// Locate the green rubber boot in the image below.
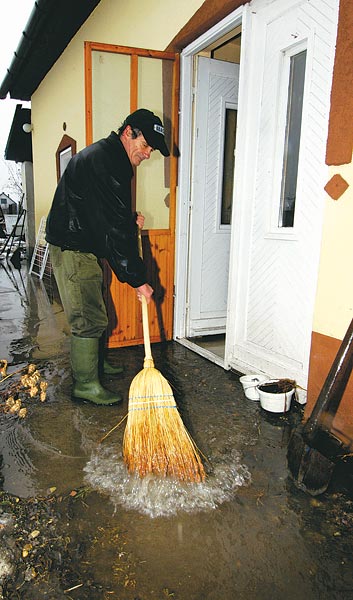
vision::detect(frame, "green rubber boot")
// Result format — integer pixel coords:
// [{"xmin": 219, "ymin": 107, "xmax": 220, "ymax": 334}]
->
[
  {"xmin": 103, "ymin": 358, "xmax": 124, "ymax": 375},
  {"xmin": 71, "ymin": 336, "xmax": 122, "ymax": 405},
  {"xmin": 98, "ymin": 338, "xmax": 124, "ymax": 375}
]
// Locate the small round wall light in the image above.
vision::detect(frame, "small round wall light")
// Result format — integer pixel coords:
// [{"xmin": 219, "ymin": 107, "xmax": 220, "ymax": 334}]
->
[{"xmin": 22, "ymin": 123, "xmax": 33, "ymax": 133}]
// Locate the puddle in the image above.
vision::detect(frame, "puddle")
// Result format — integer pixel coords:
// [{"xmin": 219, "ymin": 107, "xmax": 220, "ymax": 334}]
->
[
  {"xmin": 84, "ymin": 445, "xmax": 251, "ymax": 518},
  {"xmin": 1, "ymin": 268, "xmax": 353, "ymax": 599}
]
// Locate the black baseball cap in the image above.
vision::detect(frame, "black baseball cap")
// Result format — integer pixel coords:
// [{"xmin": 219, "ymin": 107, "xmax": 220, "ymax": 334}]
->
[{"xmin": 123, "ymin": 109, "xmax": 170, "ymax": 157}]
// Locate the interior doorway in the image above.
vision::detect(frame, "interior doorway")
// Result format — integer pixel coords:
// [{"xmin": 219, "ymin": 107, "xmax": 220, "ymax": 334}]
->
[
  {"xmin": 175, "ymin": 12, "xmax": 243, "ymax": 368},
  {"xmin": 187, "ymin": 56, "xmax": 239, "ymax": 340}
]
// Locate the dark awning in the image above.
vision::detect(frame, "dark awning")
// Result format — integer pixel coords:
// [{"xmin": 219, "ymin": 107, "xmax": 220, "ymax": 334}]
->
[{"xmin": 4, "ymin": 104, "xmax": 33, "ymax": 162}]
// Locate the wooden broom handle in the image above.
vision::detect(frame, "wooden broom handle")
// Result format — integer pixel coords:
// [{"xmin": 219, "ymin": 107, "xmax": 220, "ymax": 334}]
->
[
  {"xmin": 138, "ymin": 228, "xmax": 152, "ymax": 362},
  {"xmin": 141, "ymin": 297, "xmax": 152, "ymax": 361}
]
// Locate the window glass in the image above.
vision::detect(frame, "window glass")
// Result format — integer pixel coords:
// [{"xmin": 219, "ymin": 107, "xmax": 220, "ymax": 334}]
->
[
  {"xmin": 279, "ymin": 50, "xmax": 307, "ymax": 227},
  {"xmin": 59, "ymin": 147, "xmax": 72, "ymax": 177},
  {"xmin": 221, "ymin": 108, "xmax": 237, "ymax": 225},
  {"xmin": 137, "ymin": 57, "xmax": 171, "ymax": 230},
  {"xmin": 92, "ymin": 51, "xmax": 130, "ymax": 141},
  {"xmin": 89, "ymin": 46, "xmax": 175, "ymax": 231},
  {"xmin": 56, "ymin": 135, "xmax": 76, "ymax": 182}
]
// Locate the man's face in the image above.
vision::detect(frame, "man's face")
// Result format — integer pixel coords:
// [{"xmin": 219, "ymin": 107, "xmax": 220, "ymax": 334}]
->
[{"xmin": 125, "ymin": 127, "xmax": 154, "ymax": 167}]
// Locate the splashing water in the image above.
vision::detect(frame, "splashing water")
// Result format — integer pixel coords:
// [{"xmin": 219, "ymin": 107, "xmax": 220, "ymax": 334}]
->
[{"xmin": 84, "ymin": 446, "xmax": 251, "ymax": 518}]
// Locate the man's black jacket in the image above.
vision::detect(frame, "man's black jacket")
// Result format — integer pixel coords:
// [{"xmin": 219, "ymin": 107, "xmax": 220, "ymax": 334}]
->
[{"xmin": 46, "ymin": 131, "xmax": 147, "ymax": 288}]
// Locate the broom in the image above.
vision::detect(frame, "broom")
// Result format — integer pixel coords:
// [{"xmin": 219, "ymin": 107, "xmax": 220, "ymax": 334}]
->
[{"xmin": 123, "ymin": 230, "xmax": 205, "ymax": 483}]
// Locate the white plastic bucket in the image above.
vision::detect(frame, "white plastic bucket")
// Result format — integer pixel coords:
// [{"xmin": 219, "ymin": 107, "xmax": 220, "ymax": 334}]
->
[
  {"xmin": 256, "ymin": 379, "xmax": 295, "ymax": 413},
  {"xmin": 239, "ymin": 374, "xmax": 267, "ymax": 401}
]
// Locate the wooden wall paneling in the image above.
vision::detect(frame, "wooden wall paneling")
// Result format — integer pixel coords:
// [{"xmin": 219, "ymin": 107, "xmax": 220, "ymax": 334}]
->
[{"xmin": 105, "ymin": 230, "xmax": 173, "ymax": 347}]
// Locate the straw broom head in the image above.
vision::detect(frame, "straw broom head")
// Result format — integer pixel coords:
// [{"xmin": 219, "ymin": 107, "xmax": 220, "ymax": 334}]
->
[
  {"xmin": 123, "ymin": 356, "xmax": 206, "ymax": 483},
  {"xmin": 123, "ymin": 229, "xmax": 205, "ymax": 483}
]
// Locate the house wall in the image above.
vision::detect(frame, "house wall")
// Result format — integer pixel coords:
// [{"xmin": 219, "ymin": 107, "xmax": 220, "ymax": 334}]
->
[
  {"xmin": 305, "ymin": 0, "xmax": 353, "ymax": 438},
  {"xmin": 314, "ymin": 163, "xmax": 353, "ymax": 340},
  {"xmin": 306, "ymin": 160, "xmax": 353, "ymax": 438},
  {"xmin": 29, "ymin": 0, "xmax": 352, "ymax": 434},
  {"xmin": 31, "ymin": 0, "xmax": 204, "ymax": 230}
]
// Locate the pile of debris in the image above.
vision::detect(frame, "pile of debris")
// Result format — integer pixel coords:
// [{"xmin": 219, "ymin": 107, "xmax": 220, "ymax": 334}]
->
[{"xmin": 0, "ymin": 360, "xmax": 48, "ymax": 419}]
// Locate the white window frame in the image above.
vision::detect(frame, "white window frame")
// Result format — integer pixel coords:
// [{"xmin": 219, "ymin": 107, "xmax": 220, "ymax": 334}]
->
[{"xmin": 266, "ymin": 38, "xmax": 309, "ymax": 240}]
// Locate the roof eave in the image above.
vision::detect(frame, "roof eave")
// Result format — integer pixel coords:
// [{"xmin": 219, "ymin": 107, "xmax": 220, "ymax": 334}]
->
[{"xmin": 0, "ymin": 0, "xmax": 101, "ymax": 101}]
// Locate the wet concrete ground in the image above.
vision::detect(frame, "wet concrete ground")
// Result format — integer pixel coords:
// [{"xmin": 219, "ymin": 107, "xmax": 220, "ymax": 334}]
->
[{"xmin": 1, "ymin": 260, "xmax": 353, "ymax": 599}]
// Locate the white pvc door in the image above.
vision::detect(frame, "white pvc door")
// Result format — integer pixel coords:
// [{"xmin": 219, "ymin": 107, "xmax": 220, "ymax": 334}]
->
[
  {"xmin": 228, "ymin": 0, "xmax": 338, "ymax": 386},
  {"xmin": 188, "ymin": 57, "xmax": 239, "ymax": 337}
]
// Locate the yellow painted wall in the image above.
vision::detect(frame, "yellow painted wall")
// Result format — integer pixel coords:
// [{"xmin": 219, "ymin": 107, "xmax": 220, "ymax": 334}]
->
[
  {"xmin": 31, "ymin": 0, "xmax": 204, "ymax": 230},
  {"xmin": 31, "ymin": 34, "xmax": 86, "ymax": 225},
  {"xmin": 312, "ymin": 158, "xmax": 353, "ymax": 340}
]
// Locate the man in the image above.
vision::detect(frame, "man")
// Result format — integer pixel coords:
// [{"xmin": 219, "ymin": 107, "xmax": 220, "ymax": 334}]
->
[{"xmin": 46, "ymin": 108, "xmax": 169, "ymax": 405}]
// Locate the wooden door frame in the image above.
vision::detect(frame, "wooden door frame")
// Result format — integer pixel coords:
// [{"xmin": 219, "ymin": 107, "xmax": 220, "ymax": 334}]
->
[{"xmin": 84, "ymin": 42, "xmax": 180, "ymax": 347}]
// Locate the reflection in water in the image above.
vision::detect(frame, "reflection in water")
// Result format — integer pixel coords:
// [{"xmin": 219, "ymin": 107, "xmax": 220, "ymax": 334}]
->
[
  {"xmin": 84, "ymin": 445, "xmax": 251, "ymax": 518},
  {"xmin": 0, "ymin": 418, "xmax": 37, "ymax": 497}
]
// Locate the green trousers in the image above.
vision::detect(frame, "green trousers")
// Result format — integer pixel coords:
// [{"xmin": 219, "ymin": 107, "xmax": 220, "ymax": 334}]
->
[{"xmin": 49, "ymin": 244, "xmax": 108, "ymax": 338}]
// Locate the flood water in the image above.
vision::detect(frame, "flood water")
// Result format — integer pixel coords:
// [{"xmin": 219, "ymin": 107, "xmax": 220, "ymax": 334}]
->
[{"xmin": 1, "ymin": 264, "xmax": 353, "ymax": 599}]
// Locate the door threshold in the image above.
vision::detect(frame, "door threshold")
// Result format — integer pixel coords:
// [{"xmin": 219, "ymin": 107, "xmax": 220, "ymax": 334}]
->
[{"xmin": 176, "ymin": 337, "xmax": 226, "ymax": 369}]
